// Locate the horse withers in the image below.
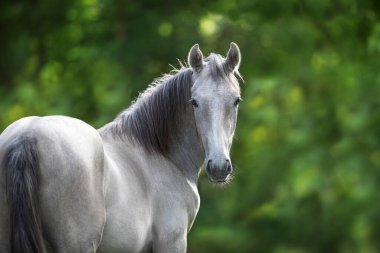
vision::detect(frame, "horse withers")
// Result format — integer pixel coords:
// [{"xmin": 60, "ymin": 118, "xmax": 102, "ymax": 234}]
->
[{"xmin": 0, "ymin": 43, "xmax": 242, "ymax": 253}]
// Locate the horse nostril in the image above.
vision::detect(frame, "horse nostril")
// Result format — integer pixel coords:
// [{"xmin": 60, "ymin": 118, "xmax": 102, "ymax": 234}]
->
[
  {"xmin": 226, "ymin": 159, "xmax": 232, "ymax": 174},
  {"xmin": 207, "ymin": 160, "xmax": 213, "ymax": 169}
]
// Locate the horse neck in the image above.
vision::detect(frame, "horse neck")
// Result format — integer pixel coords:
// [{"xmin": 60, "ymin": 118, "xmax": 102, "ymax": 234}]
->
[
  {"xmin": 166, "ymin": 104, "xmax": 204, "ymax": 183},
  {"xmin": 100, "ymin": 69, "xmax": 205, "ymax": 183}
]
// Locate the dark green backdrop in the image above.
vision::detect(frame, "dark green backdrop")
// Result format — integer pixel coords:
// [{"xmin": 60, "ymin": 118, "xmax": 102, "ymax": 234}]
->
[{"xmin": 1, "ymin": 0, "xmax": 380, "ymax": 252}]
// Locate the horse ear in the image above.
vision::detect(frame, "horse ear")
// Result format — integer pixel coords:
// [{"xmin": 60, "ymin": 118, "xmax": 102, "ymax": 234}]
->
[
  {"xmin": 224, "ymin": 42, "xmax": 241, "ymax": 73},
  {"xmin": 188, "ymin": 44, "xmax": 204, "ymax": 73}
]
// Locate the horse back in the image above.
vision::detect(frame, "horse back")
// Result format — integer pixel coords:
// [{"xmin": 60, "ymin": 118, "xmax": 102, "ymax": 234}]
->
[{"xmin": 0, "ymin": 116, "xmax": 106, "ymax": 252}]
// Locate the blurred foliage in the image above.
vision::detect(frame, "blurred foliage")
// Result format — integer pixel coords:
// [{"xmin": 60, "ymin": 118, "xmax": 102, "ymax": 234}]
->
[{"xmin": 1, "ymin": 0, "xmax": 380, "ymax": 252}]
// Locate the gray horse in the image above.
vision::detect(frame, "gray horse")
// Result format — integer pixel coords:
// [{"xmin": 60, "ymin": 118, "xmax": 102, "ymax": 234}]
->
[{"xmin": 0, "ymin": 43, "xmax": 242, "ymax": 253}]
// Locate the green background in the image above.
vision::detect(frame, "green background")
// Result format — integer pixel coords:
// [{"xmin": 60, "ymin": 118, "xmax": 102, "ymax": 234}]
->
[{"xmin": 1, "ymin": 0, "xmax": 380, "ymax": 252}]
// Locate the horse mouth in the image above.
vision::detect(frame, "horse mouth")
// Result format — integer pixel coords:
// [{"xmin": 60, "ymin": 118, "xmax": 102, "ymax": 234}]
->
[
  {"xmin": 206, "ymin": 171, "xmax": 232, "ymax": 184},
  {"xmin": 210, "ymin": 178, "xmax": 226, "ymax": 183}
]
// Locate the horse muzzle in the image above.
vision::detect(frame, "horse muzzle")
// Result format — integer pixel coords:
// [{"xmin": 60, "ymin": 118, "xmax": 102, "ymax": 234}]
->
[{"xmin": 205, "ymin": 158, "xmax": 232, "ymax": 182}]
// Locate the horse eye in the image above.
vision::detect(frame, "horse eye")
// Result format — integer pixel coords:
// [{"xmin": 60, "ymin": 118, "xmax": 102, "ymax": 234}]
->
[
  {"xmin": 234, "ymin": 97, "xmax": 242, "ymax": 107},
  {"xmin": 191, "ymin": 99, "xmax": 199, "ymax": 108}
]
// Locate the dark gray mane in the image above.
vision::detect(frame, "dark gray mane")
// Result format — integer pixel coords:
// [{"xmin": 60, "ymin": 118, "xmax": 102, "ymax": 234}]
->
[
  {"xmin": 108, "ymin": 54, "xmax": 241, "ymax": 154},
  {"xmin": 110, "ymin": 67, "xmax": 193, "ymax": 154}
]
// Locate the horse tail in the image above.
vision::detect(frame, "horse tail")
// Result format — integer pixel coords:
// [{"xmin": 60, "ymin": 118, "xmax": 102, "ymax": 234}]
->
[{"xmin": 4, "ymin": 136, "xmax": 47, "ymax": 253}]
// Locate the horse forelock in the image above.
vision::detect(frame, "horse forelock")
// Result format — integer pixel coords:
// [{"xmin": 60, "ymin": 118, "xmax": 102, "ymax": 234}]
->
[{"xmin": 205, "ymin": 53, "xmax": 243, "ymax": 83}]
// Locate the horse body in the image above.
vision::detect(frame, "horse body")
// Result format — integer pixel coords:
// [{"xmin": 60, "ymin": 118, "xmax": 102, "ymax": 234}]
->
[
  {"xmin": 0, "ymin": 43, "xmax": 242, "ymax": 253},
  {"xmin": 0, "ymin": 115, "xmax": 201, "ymax": 253}
]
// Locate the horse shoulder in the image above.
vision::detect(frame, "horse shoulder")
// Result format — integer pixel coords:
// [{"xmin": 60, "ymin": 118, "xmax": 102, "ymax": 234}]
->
[{"xmin": 149, "ymin": 156, "xmax": 200, "ymax": 233}]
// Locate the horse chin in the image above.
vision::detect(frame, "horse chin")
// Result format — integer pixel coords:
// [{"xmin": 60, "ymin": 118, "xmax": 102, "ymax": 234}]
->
[{"xmin": 206, "ymin": 173, "xmax": 233, "ymax": 185}]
